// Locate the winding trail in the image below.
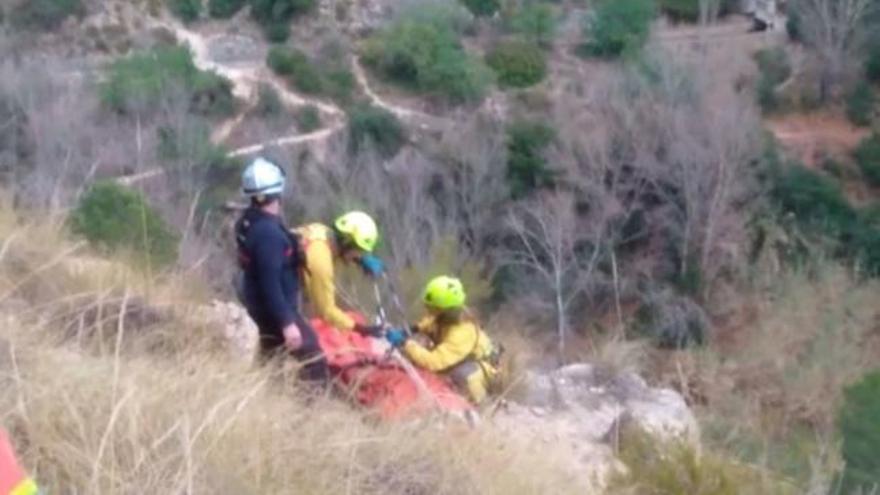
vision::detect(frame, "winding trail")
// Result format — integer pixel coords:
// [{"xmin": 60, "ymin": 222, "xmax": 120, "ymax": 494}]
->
[
  {"xmin": 166, "ymin": 17, "xmax": 448, "ymax": 158},
  {"xmin": 117, "ymin": 17, "xmax": 451, "ymax": 185}
]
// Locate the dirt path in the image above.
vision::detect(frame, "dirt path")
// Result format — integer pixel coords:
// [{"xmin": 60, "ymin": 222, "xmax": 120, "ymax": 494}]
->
[
  {"xmin": 767, "ymin": 111, "xmax": 869, "ymax": 167},
  {"xmin": 166, "ymin": 18, "xmax": 448, "ymax": 158}
]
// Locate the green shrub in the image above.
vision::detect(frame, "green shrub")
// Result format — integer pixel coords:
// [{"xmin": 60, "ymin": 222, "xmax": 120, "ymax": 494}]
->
[
  {"xmin": 296, "ymin": 105, "xmax": 322, "ymax": 132},
  {"xmin": 347, "ymin": 105, "xmax": 407, "ymax": 158},
  {"xmin": 209, "ymin": 0, "xmax": 247, "ymax": 18},
  {"xmin": 460, "ymin": 0, "xmax": 499, "ymax": 17},
  {"xmin": 854, "ymin": 134, "xmax": 880, "ymax": 187},
  {"xmin": 264, "ymin": 22, "xmax": 291, "ymax": 42},
  {"xmin": 70, "ymin": 181, "xmax": 179, "ymax": 269},
  {"xmin": 363, "ymin": 17, "xmax": 492, "ymax": 103},
  {"xmin": 582, "ymin": 0, "xmax": 655, "ymax": 59},
  {"xmin": 772, "ymin": 163, "xmax": 855, "ymax": 236},
  {"xmin": 255, "ymin": 83, "xmax": 284, "ymax": 118},
  {"xmin": 101, "ymin": 46, "xmax": 235, "ymax": 117},
  {"xmin": 846, "ymin": 82, "xmax": 874, "ymax": 127},
  {"xmin": 786, "ymin": 8, "xmax": 801, "ymax": 42},
  {"xmin": 250, "ymin": 0, "xmax": 315, "ymax": 41},
  {"xmin": 838, "ymin": 371, "xmax": 880, "ymax": 493},
  {"xmin": 754, "ymin": 47, "xmax": 791, "ymax": 113},
  {"xmin": 509, "ymin": 3, "xmax": 557, "ymax": 48},
  {"xmin": 168, "ymin": 0, "xmax": 201, "ymax": 23},
  {"xmin": 267, "ymin": 47, "xmax": 321, "ymax": 94},
  {"xmin": 868, "ymin": 43, "xmax": 880, "ymax": 84},
  {"xmin": 486, "ymin": 39, "xmax": 547, "ymax": 88},
  {"xmin": 610, "ymin": 429, "xmax": 789, "ymax": 494},
  {"xmin": 322, "ymin": 69, "xmax": 356, "ymax": 105},
  {"xmin": 506, "ymin": 120, "xmax": 556, "ymax": 197},
  {"xmin": 658, "ymin": 0, "xmax": 698, "ymax": 22},
  {"xmin": 9, "ymin": 0, "xmax": 84, "ymax": 30}
]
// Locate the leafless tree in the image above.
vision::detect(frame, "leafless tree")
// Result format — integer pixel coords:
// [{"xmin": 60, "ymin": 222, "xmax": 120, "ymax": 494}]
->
[
  {"xmin": 500, "ymin": 193, "xmax": 608, "ymax": 359},
  {"xmin": 791, "ymin": 0, "xmax": 878, "ymax": 100}
]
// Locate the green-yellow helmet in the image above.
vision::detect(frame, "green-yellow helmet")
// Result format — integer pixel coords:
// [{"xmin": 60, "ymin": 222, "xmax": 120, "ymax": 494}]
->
[
  {"xmin": 423, "ymin": 276, "xmax": 466, "ymax": 310},
  {"xmin": 334, "ymin": 211, "xmax": 379, "ymax": 253}
]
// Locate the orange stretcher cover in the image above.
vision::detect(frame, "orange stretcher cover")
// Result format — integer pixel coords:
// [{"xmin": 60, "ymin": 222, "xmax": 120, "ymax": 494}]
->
[{"xmin": 310, "ymin": 317, "xmax": 473, "ymax": 419}]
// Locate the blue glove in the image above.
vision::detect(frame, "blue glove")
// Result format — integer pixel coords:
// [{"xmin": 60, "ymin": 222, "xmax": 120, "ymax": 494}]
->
[
  {"xmin": 385, "ymin": 328, "xmax": 408, "ymax": 348},
  {"xmin": 359, "ymin": 254, "xmax": 385, "ymax": 277}
]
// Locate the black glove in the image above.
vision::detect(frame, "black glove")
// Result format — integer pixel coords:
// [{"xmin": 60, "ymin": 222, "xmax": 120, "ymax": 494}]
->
[{"xmin": 354, "ymin": 323, "xmax": 385, "ymax": 337}]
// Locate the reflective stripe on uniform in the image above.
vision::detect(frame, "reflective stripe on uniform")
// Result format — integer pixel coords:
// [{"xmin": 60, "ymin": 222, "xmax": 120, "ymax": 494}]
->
[{"xmin": 10, "ymin": 478, "xmax": 38, "ymax": 495}]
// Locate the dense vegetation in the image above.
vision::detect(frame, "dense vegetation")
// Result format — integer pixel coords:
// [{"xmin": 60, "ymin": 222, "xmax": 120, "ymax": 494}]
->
[
  {"xmin": 486, "ymin": 40, "xmax": 547, "ymax": 88},
  {"xmin": 267, "ymin": 46, "xmax": 355, "ymax": 104},
  {"xmin": 208, "ymin": 0, "xmax": 247, "ymax": 18},
  {"xmin": 363, "ymin": 12, "xmax": 492, "ymax": 103},
  {"xmin": 70, "ymin": 181, "xmax": 179, "ymax": 268},
  {"xmin": 838, "ymin": 371, "xmax": 880, "ymax": 493},
  {"xmin": 347, "ymin": 105, "xmax": 407, "ymax": 158},
  {"xmin": 8, "ymin": 0, "xmax": 84, "ymax": 30},
  {"xmin": 581, "ymin": 0, "xmax": 655, "ymax": 58},
  {"xmin": 168, "ymin": 0, "xmax": 202, "ymax": 23},
  {"xmin": 100, "ymin": 46, "xmax": 236, "ymax": 117}
]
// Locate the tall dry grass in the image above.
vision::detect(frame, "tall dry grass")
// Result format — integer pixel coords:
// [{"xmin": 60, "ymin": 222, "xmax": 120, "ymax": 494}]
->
[
  {"xmin": 0, "ymin": 208, "xmax": 586, "ymax": 494},
  {"xmin": 654, "ymin": 262, "xmax": 880, "ymax": 487}
]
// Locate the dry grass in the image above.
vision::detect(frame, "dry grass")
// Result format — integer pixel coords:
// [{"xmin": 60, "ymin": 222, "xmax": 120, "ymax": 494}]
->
[
  {"xmin": 0, "ymin": 205, "xmax": 586, "ymax": 494},
  {"xmin": 651, "ymin": 262, "xmax": 880, "ymax": 486}
]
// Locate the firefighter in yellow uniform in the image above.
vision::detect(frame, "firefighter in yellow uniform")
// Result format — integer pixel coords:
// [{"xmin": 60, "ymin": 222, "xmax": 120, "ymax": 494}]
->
[
  {"xmin": 295, "ymin": 211, "xmax": 387, "ymax": 336},
  {"xmin": 386, "ymin": 276, "xmax": 499, "ymax": 404}
]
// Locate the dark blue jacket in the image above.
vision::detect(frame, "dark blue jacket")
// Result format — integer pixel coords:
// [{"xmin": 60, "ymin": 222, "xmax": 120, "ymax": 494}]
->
[{"xmin": 235, "ymin": 208, "xmax": 302, "ymax": 332}]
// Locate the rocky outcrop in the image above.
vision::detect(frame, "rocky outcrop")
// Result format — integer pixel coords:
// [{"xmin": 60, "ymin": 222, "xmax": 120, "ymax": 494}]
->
[{"xmin": 492, "ymin": 363, "xmax": 699, "ymax": 488}]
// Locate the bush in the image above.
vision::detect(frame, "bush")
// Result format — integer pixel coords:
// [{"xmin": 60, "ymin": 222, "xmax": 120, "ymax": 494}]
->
[
  {"xmin": 9, "ymin": 0, "xmax": 84, "ymax": 30},
  {"xmin": 208, "ymin": 0, "xmax": 247, "ymax": 18},
  {"xmin": 634, "ymin": 291, "xmax": 709, "ymax": 348},
  {"xmin": 506, "ymin": 121, "xmax": 556, "ymax": 197},
  {"xmin": 509, "ymin": 3, "xmax": 557, "ymax": 48},
  {"xmin": 486, "ymin": 40, "xmax": 547, "ymax": 88},
  {"xmin": 582, "ymin": 0, "xmax": 655, "ymax": 59},
  {"xmin": 658, "ymin": 0, "xmax": 698, "ymax": 22},
  {"xmin": 264, "ymin": 22, "xmax": 292, "ymax": 42},
  {"xmin": 786, "ymin": 8, "xmax": 802, "ymax": 42},
  {"xmin": 100, "ymin": 46, "xmax": 236, "ymax": 118},
  {"xmin": 868, "ymin": 44, "xmax": 880, "ymax": 84},
  {"xmin": 69, "ymin": 181, "xmax": 179, "ymax": 268},
  {"xmin": 267, "ymin": 47, "xmax": 353, "ymax": 102},
  {"xmin": 255, "ymin": 83, "xmax": 284, "ymax": 118},
  {"xmin": 846, "ymin": 82, "xmax": 875, "ymax": 127},
  {"xmin": 250, "ymin": 0, "xmax": 315, "ymax": 41},
  {"xmin": 267, "ymin": 47, "xmax": 321, "ymax": 94},
  {"xmin": 754, "ymin": 47, "xmax": 792, "ymax": 113},
  {"xmin": 854, "ymin": 134, "xmax": 880, "ymax": 187},
  {"xmin": 460, "ymin": 0, "xmax": 499, "ymax": 17},
  {"xmin": 363, "ymin": 17, "xmax": 492, "ymax": 103},
  {"xmin": 322, "ymin": 69, "xmax": 356, "ymax": 105},
  {"xmin": 168, "ymin": 0, "xmax": 201, "ymax": 23},
  {"xmin": 296, "ymin": 105, "xmax": 322, "ymax": 132},
  {"xmin": 772, "ymin": 163, "xmax": 855, "ymax": 236},
  {"xmin": 347, "ymin": 105, "xmax": 407, "ymax": 158},
  {"xmin": 838, "ymin": 371, "xmax": 880, "ymax": 493}
]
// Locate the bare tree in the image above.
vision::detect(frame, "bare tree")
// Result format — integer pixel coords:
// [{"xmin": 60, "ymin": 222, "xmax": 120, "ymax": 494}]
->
[
  {"xmin": 500, "ymin": 193, "xmax": 606, "ymax": 359},
  {"xmin": 791, "ymin": 0, "xmax": 878, "ymax": 100}
]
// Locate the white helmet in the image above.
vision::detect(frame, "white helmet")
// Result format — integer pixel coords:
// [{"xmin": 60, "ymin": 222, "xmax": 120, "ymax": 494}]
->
[{"xmin": 241, "ymin": 157, "xmax": 285, "ymax": 197}]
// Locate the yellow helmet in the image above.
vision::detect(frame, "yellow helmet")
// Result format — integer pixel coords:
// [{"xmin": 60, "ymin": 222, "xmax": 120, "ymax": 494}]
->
[
  {"xmin": 423, "ymin": 276, "xmax": 466, "ymax": 310},
  {"xmin": 334, "ymin": 211, "xmax": 379, "ymax": 253}
]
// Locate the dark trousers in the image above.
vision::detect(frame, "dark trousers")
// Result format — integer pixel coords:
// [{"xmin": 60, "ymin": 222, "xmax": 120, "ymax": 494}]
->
[{"xmin": 250, "ymin": 313, "xmax": 329, "ymax": 382}]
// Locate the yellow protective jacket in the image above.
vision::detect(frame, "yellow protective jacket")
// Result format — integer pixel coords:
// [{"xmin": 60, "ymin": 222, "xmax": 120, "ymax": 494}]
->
[
  {"xmin": 403, "ymin": 314, "xmax": 494, "ymax": 373},
  {"xmin": 295, "ymin": 223, "xmax": 356, "ymax": 331}
]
